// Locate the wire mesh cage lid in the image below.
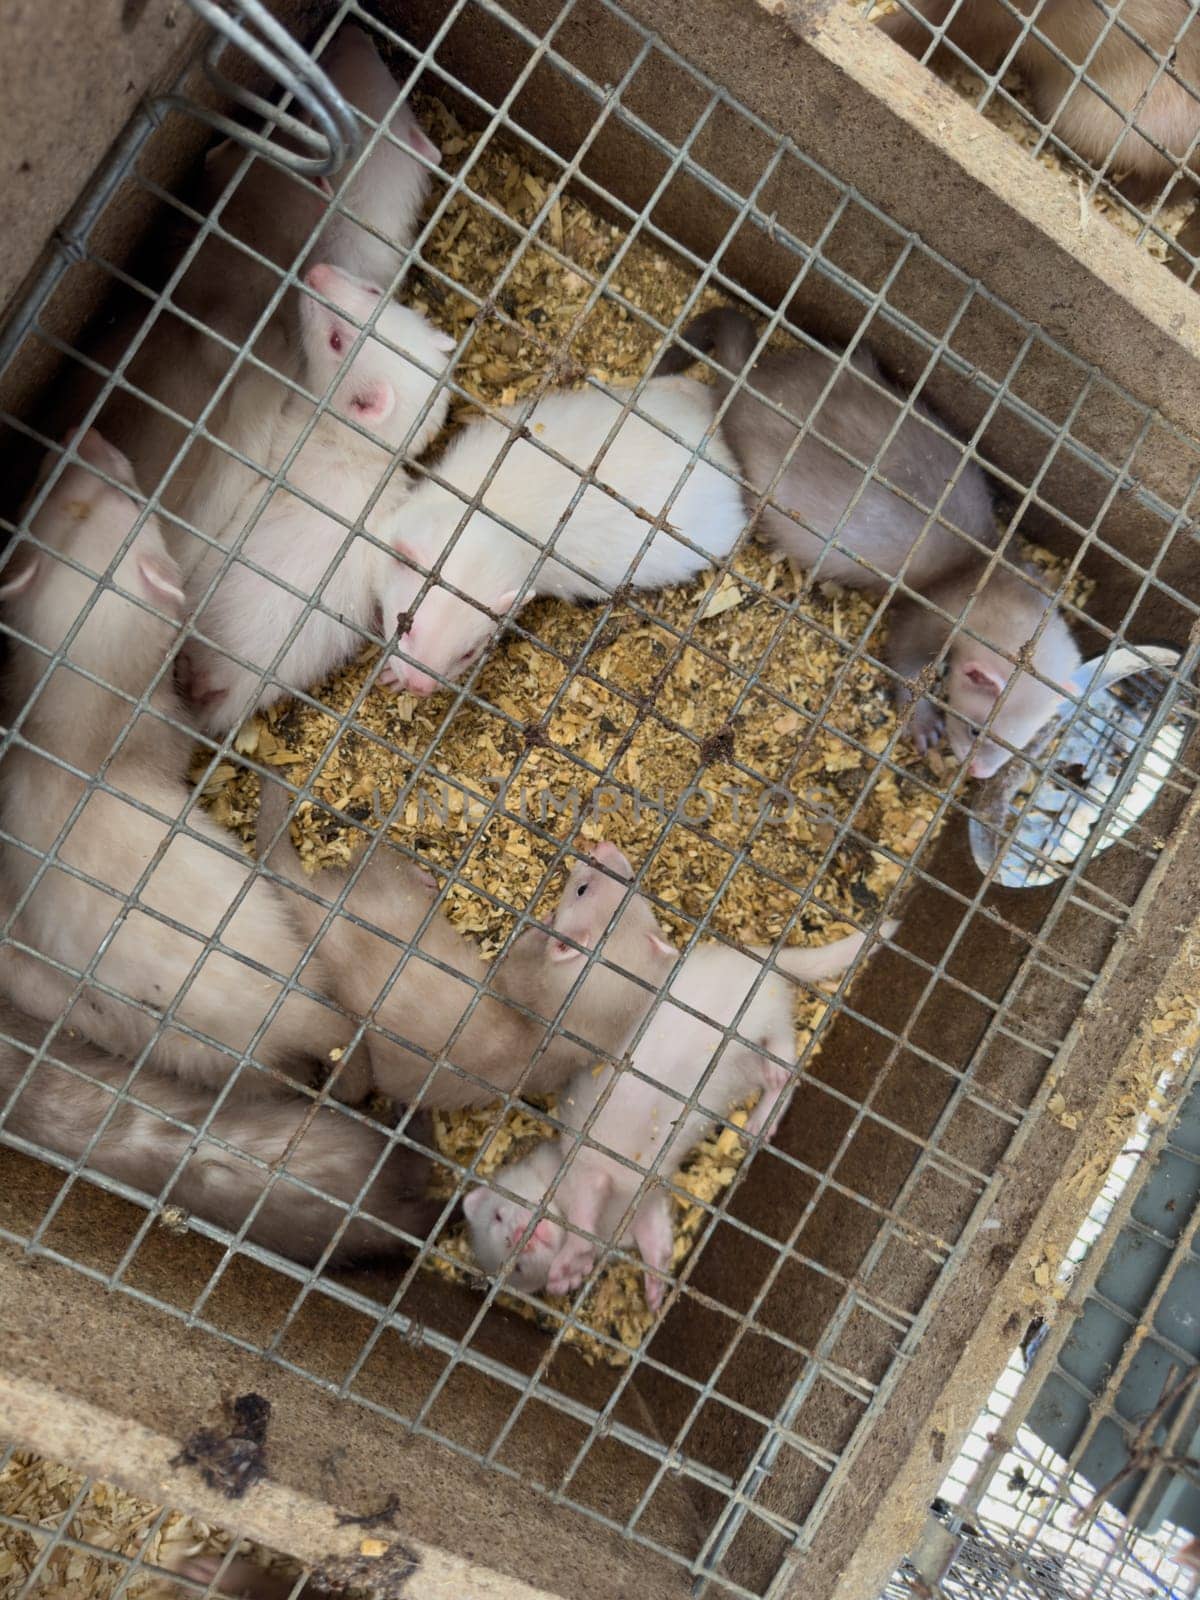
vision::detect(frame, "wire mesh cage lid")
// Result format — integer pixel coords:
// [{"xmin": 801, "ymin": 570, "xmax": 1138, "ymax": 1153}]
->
[{"xmin": 968, "ymin": 645, "xmax": 1189, "ymax": 889}]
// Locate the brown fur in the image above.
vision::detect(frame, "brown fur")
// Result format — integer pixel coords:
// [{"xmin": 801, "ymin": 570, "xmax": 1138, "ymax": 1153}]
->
[
  {"xmin": 257, "ymin": 787, "xmax": 674, "ymax": 1109},
  {"xmin": 0, "ymin": 1000, "xmax": 439, "ymax": 1267},
  {"xmin": 880, "ymin": 0, "xmax": 1200, "ymax": 194},
  {"xmin": 655, "ymin": 307, "xmax": 999, "ymax": 592},
  {"xmin": 657, "ymin": 309, "xmax": 1082, "ymax": 774}
]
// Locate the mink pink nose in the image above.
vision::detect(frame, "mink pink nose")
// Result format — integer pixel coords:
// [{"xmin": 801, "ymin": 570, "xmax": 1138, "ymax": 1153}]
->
[
  {"xmin": 968, "ymin": 757, "xmax": 994, "ymax": 779},
  {"xmin": 400, "ymin": 664, "xmax": 438, "ymax": 697},
  {"xmin": 304, "ymin": 262, "xmax": 340, "ymax": 297}
]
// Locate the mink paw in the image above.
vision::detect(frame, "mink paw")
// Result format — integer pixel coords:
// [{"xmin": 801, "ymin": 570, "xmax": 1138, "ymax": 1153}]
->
[
  {"xmin": 545, "ymin": 1238, "xmax": 595, "ymax": 1296},
  {"xmin": 907, "ymin": 699, "xmax": 944, "ymax": 755}
]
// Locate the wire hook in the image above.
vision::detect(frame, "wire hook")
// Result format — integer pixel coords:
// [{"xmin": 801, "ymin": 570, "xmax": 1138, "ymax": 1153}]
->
[{"xmin": 154, "ymin": 0, "xmax": 360, "ymax": 177}]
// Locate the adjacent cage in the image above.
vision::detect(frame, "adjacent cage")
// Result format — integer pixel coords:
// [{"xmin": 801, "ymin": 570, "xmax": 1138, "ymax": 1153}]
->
[
  {"xmin": 2, "ymin": 3, "xmax": 1200, "ymax": 1600},
  {"xmin": 861, "ymin": 0, "xmax": 1200, "ymax": 285},
  {"xmin": 881, "ymin": 1034, "xmax": 1200, "ymax": 1600},
  {"xmin": 1, "ymin": 1442, "xmax": 220, "ymax": 1600}
]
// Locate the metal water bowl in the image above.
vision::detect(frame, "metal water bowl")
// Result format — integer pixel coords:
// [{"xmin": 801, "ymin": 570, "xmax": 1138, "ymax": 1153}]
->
[{"xmin": 968, "ymin": 645, "xmax": 1191, "ymax": 889}]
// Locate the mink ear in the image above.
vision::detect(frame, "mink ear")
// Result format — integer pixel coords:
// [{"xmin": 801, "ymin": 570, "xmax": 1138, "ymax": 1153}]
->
[
  {"xmin": 648, "ymin": 933, "xmax": 676, "ymax": 959},
  {"xmin": 395, "ymin": 108, "xmax": 442, "ymax": 167},
  {"xmin": 304, "ymin": 262, "xmax": 339, "ymax": 298},
  {"xmin": 590, "ymin": 839, "xmax": 633, "ymax": 878},
  {"xmin": 962, "ymin": 661, "xmax": 1004, "ymax": 698},
  {"xmin": 137, "ymin": 552, "xmax": 186, "ymax": 615},
  {"xmin": 431, "ymin": 328, "xmax": 457, "ymax": 353},
  {"xmin": 462, "ymin": 1187, "xmax": 488, "ymax": 1223},
  {"xmin": 0, "ymin": 553, "xmax": 41, "ymax": 600},
  {"xmin": 492, "ymin": 588, "xmax": 520, "ymax": 618},
  {"xmin": 409, "ymin": 861, "xmax": 438, "ymax": 893},
  {"xmin": 349, "ymin": 380, "xmax": 395, "ymax": 426}
]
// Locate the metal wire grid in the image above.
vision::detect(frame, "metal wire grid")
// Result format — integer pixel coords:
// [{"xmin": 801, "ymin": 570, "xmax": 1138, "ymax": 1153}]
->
[
  {"xmin": 866, "ymin": 0, "xmax": 1200, "ymax": 285},
  {"xmin": 0, "ymin": 0, "xmax": 1198, "ymax": 1593},
  {"xmin": 0, "ymin": 1441, "xmax": 177, "ymax": 1600},
  {"xmin": 0, "ymin": 1439, "xmax": 310, "ymax": 1600},
  {"xmin": 975, "ymin": 659, "xmax": 1190, "ymax": 888},
  {"xmin": 881, "ymin": 1035, "xmax": 1200, "ymax": 1600}
]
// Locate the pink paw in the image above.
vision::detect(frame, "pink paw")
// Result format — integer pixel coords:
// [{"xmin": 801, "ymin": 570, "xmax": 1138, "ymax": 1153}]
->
[
  {"xmin": 377, "ymin": 656, "xmax": 406, "ymax": 693},
  {"xmin": 546, "ymin": 1237, "xmax": 596, "ymax": 1296},
  {"xmin": 907, "ymin": 698, "xmax": 944, "ymax": 756},
  {"xmin": 175, "ymin": 648, "xmax": 195, "ymax": 699},
  {"xmin": 643, "ymin": 1268, "xmax": 666, "ymax": 1313},
  {"xmin": 176, "ymin": 1554, "xmax": 245, "ymax": 1596},
  {"xmin": 179, "ymin": 651, "xmax": 226, "ymax": 712}
]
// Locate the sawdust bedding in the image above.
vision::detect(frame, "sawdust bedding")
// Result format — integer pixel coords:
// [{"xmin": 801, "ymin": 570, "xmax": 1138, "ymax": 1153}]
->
[
  {"xmin": 197, "ymin": 95, "xmax": 955, "ymax": 1366},
  {"xmin": 0, "ymin": 48, "xmax": 1157, "ymax": 1600},
  {"xmin": 192, "ymin": 96, "xmax": 1090, "ymax": 1366},
  {"xmin": 0, "ymin": 1447, "xmax": 289, "ymax": 1600},
  {"xmin": 860, "ymin": 1, "xmax": 1199, "ymax": 265}
]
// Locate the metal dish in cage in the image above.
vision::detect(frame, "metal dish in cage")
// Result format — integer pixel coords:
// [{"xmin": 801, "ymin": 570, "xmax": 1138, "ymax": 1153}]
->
[{"xmin": 969, "ymin": 645, "xmax": 1189, "ymax": 890}]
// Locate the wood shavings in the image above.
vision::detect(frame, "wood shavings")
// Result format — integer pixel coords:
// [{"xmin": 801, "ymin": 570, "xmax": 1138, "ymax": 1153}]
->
[
  {"xmin": 697, "ymin": 574, "xmax": 746, "ymax": 620},
  {"xmin": 1022, "ymin": 1243, "xmax": 1070, "ymax": 1308},
  {"xmin": 1047, "ymin": 1090, "xmax": 1079, "ymax": 1131},
  {"xmin": 197, "ymin": 106, "xmax": 1100, "ymax": 1367},
  {"xmin": 0, "ymin": 1448, "xmax": 293, "ymax": 1600},
  {"xmin": 405, "ymin": 97, "xmax": 733, "ymax": 410}
]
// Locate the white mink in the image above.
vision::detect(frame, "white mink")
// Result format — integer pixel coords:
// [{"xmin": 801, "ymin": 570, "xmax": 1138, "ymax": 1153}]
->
[
  {"xmin": 72, "ymin": 23, "xmax": 441, "ymax": 574},
  {"xmin": 886, "ymin": 559, "xmax": 1083, "ymax": 779},
  {"xmin": 183, "ymin": 264, "xmax": 454, "ymax": 732},
  {"xmin": 482, "ymin": 838, "xmax": 677, "ymax": 1090},
  {"xmin": 653, "ymin": 307, "xmax": 999, "ymax": 592},
  {"xmin": 258, "ymin": 788, "xmax": 675, "ymax": 1110},
  {"xmin": 376, "ymin": 375, "xmax": 747, "ymax": 695},
  {"xmin": 878, "ymin": 0, "xmax": 1200, "ymax": 194},
  {"xmin": 198, "ymin": 22, "xmax": 441, "ymax": 340},
  {"xmin": 0, "ymin": 432, "xmax": 361, "ymax": 1095},
  {"xmin": 658, "ymin": 308, "xmax": 1081, "ymax": 777},
  {"xmin": 0, "ymin": 1002, "xmax": 440, "ymax": 1268},
  {"xmin": 467, "ymin": 888, "xmax": 898, "ymax": 1309}
]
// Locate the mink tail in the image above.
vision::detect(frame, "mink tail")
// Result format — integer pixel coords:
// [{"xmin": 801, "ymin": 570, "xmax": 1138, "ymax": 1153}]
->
[
  {"xmin": 651, "ymin": 307, "xmax": 759, "ymax": 383},
  {"xmin": 0, "ymin": 1001, "xmax": 440, "ymax": 1268}
]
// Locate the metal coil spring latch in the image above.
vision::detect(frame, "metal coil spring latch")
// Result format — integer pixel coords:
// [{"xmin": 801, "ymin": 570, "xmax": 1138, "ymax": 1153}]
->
[{"xmin": 157, "ymin": 0, "xmax": 361, "ymax": 177}]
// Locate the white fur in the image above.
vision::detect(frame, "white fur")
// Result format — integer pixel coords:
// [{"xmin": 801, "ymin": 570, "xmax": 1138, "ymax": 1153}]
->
[
  {"xmin": 377, "ymin": 376, "xmax": 747, "ymax": 695},
  {"xmin": 467, "ymin": 900, "xmax": 896, "ymax": 1308},
  {"xmin": 74, "ymin": 24, "xmax": 441, "ymax": 579},
  {"xmin": 943, "ymin": 612, "xmax": 1082, "ymax": 779},
  {"xmin": 0, "ymin": 434, "xmax": 357, "ymax": 1093},
  {"xmin": 184, "ymin": 264, "xmax": 454, "ymax": 732},
  {"xmin": 888, "ymin": 562, "xmax": 1083, "ymax": 778}
]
